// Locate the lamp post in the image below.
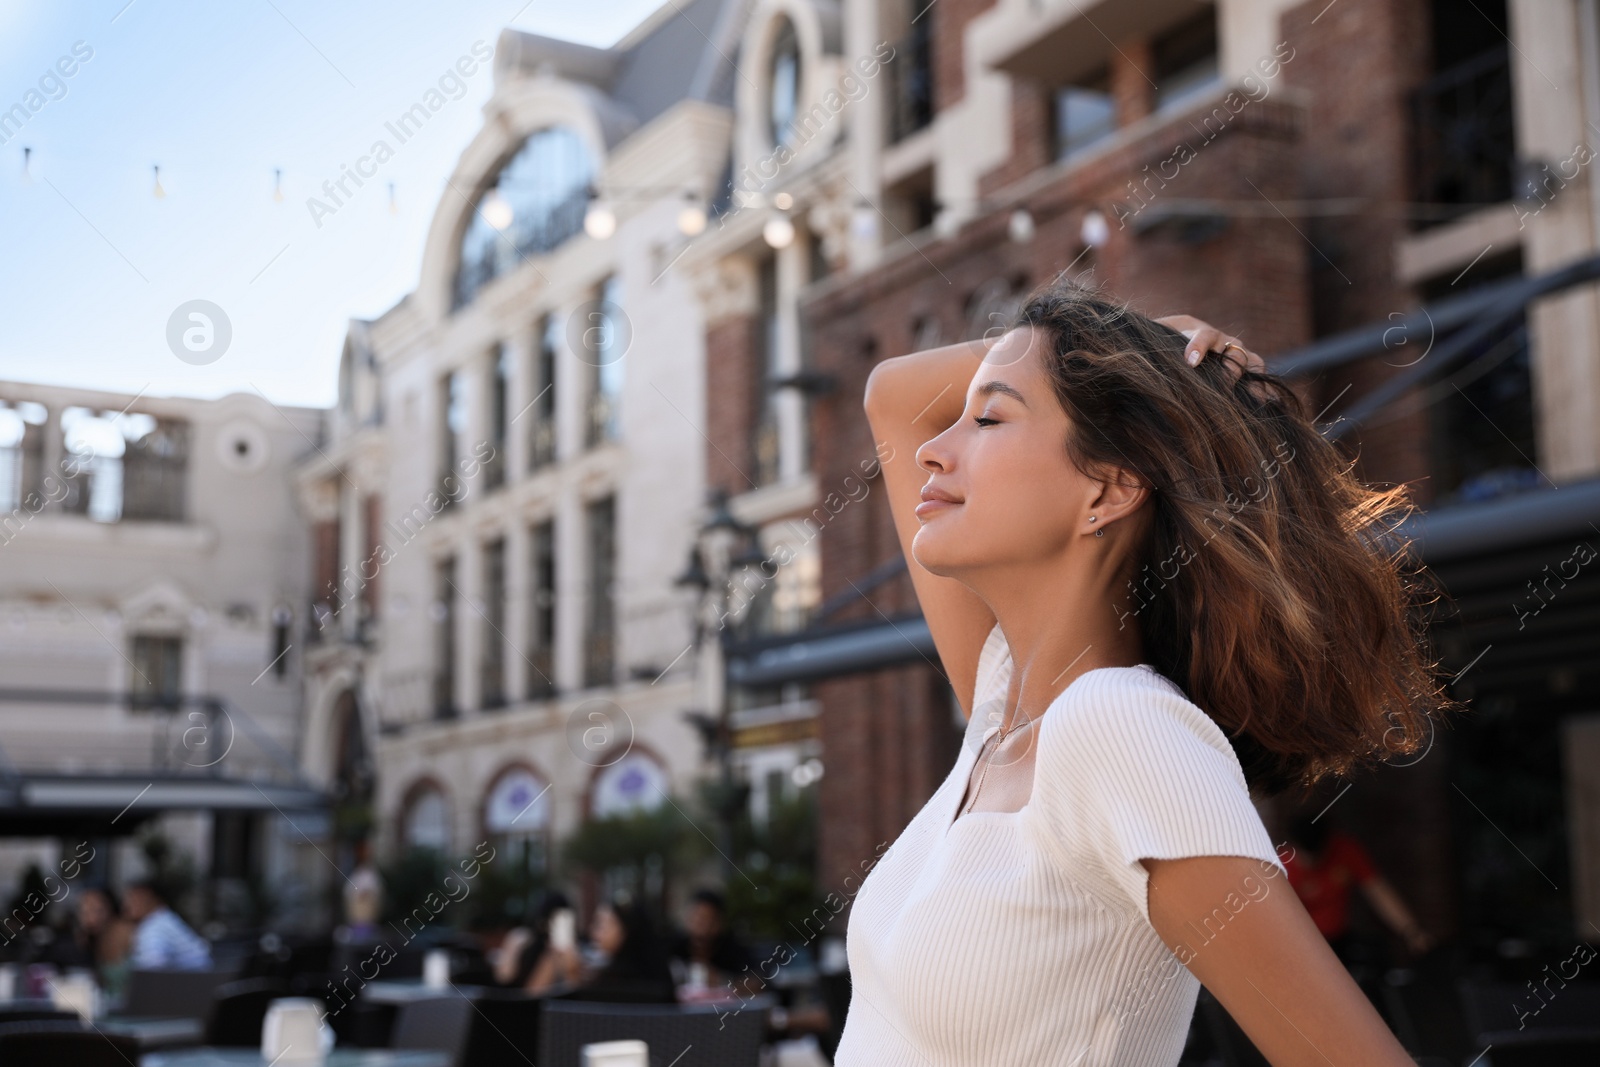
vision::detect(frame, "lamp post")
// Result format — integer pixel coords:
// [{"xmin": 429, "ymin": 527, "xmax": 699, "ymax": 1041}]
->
[{"xmin": 676, "ymin": 488, "xmax": 765, "ymax": 884}]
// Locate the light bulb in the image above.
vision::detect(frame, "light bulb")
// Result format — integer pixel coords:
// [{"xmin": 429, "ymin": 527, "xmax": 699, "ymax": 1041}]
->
[
  {"xmin": 1080, "ymin": 209, "xmax": 1110, "ymax": 248},
  {"xmin": 762, "ymin": 213, "xmax": 795, "ymax": 249},
  {"xmin": 152, "ymin": 165, "xmax": 165, "ymax": 199},
  {"xmin": 774, "ymin": 191, "xmax": 793, "ymax": 210},
  {"xmin": 1007, "ymin": 208, "xmax": 1035, "ymax": 243},
  {"xmin": 584, "ymin": 202, "xmax": 617, "ymax": 240},
  {"xmin": 481, "ymin": 190, "xmax": 513, "ymax": 231},
  {"xmin": 677, "ymin": 202, "xmax": 707, "ymax": 236}
]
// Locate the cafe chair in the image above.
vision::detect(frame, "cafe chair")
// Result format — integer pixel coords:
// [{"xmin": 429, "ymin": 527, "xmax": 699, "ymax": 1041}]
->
[
  {"xmin": 392, "ymin": 993, "xmax": 476, "ymax": 1067},
  {"xmin": 204, "ymin": 976, "xmax": 291, "ymax": 1045},
  {"xmin": 1457, "ymin": 979, "xmax": 1600, "ymax": 1067},
  {"xmin": 0, "ymin": 1019, "xmax": 141, "ymax": 1067}
]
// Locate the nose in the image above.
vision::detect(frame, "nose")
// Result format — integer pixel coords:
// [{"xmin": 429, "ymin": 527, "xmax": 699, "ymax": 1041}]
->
[{"xmin": 916, "ymin": 425, "xmax": 955, "ymax": 474}]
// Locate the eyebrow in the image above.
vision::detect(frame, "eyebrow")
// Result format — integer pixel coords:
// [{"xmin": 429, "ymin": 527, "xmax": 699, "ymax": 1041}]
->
[{"xmin": 976, "ymin": 380, "xmax": 1029, "ymax": 406}]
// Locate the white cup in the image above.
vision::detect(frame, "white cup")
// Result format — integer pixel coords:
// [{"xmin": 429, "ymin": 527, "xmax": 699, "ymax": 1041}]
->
[
  {"xmin": 0, "ymin": 964, "xmax": 17, "ymax": 1001},
  {"xmin": 261, "ymin": 997, "xmax": 334, "ymax": 1064},
  {"xmin": 422, "ymin": 948, "xmax": 451, "ymax": 989},
  {"xmin": 583, "ymin": 1039, "xmax": 649, "ymax": 1067},
  {"xmin": 51, "ymin": 972, "xmax": 98, "ymax": 1020}
]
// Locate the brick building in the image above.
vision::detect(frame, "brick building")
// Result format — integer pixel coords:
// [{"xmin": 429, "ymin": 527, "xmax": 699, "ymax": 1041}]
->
[{"xmin": 687, "ymin": 0, "xmax": 1600, "ymax": 996}]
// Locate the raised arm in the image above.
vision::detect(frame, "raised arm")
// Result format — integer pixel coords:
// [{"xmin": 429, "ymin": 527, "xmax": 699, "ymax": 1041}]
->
[{"xmin": 863, "ymin": 336, "xmax": 999, "ymax": 718}]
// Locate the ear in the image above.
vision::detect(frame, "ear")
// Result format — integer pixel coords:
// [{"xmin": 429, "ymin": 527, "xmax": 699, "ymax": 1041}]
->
[{"xmin": 1086, "ymin": 469, "xmax": 1148, "ymax": 532}]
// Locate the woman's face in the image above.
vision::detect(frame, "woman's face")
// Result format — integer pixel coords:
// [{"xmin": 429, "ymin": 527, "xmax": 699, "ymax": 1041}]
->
[
  {"xmin": 913, "ymin": 326, "xmax": 1095, "ymax": 577},
  {"xmin": 77, "ymin": 890, "xmax": 110, "ymax": 930},
  {"xmin": 592, "ymin": 905, "xmax": 625, "ymax": 955}
]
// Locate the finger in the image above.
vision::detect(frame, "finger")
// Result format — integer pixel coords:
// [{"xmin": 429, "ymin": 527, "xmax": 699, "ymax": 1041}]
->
[{"xmin": 1184, "ymin": 327, "xmax": 1225, "ymax": 366}]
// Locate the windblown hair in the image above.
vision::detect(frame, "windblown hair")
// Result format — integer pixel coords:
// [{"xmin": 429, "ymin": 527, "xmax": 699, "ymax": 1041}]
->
[{"xmin": 1012, "ymin": 279, "xmax": 1453, "ymax": 795}]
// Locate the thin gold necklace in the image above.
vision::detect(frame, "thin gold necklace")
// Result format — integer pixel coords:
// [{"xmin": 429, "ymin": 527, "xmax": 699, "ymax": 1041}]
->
[{"xmin": 963, "ymin": 712, "xmax": 1033, "ymax": 814}]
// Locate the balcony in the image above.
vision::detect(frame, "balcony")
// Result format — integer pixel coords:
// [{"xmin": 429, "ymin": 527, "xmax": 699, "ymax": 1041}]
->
[
  {"xmin": 886, "ymin": 21, "xmax": 933, "ymax": 144},
  {"xmin": 1410, "ymin": 47, "xmax": 1515, "ymax": 228}
]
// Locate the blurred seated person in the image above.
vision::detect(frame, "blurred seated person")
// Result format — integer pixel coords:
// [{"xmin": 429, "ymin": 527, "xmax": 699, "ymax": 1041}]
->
[
  {"xmin": 124, "ymin": 879, "xmax": 213, "ymax": 970},
  {"xmin": 1284, "ymin": 815, "xmax": 1434, "ymax": 963},
  {"xmin": 670, "ymin": 887, "xmax": 760, "ymax": 995},
  {"xmin": 491, "ymin": 889, "xmax": 572, "ymax": 988},
  {"xmin": 73, "ymin": 885, "xmax": 134, "ymax": 994},
  {"xmin": 526, "ymin": 894, "xmax": 676, "ymax": 1002}
]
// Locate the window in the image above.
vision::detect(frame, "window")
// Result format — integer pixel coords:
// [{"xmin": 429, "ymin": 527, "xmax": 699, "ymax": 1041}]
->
[
  {"xmin": 485, "ymin": 345, "xmax": 509, "ymax": 490},
  {"xmin": 768, "ymin": 18, "xmax": 802, "ymax": 147},
  {"xmin": 270, "ymin": 605, "xmax": 293, "ymax": 680},
  {"xmin": 886, "ymin": 16, "xmax": 932, "ymax": 142},
  {"xmin": 433, "ymin": 556, "xmax": 457, "ymax": 718},
  {"xmin": 1053, "ymin": 68, "xmax": 1116, "ymax": 161},
  {"xmin": 1153, "ymin": 10, "xmax": 1220, "ymax": 111},
  {"xmin": 0, "ymin": 400, "xmax": 45, "ymax": 513},
  {"xmin": 481, "ymin": 538, "xmax": 506, "ymax": 709},
  {"xmin": 529, "ymin": 316, "xmax": 559, "ymax": 471},
  {"xmin": 584, "ymin": 276, "xmax": 624, "ymax": 448},
  {"xmin": 455, "ymin": 126, "xmax": 594, "ymax": 308},
  {"xmin": 484, "ymin": 767, "xmax": 551, "ymax": 875},
  {"xmin": 528, "ymin": 519, "xmax": 556, "ymax": 699},
  {"xmin": 753, "ymin": 257, "xmax": 781, "ymax": 486},
  {"xmin": 583, "ymin": 497, "xmax": 616, "ymax": 688},
  {"xmin": 402, "ymin": 785, "xmax": 450, "ymax": 853},
  {"xmin": 590, "ymin": 752, "xmax": 669, "ymax": 818},
  {"xmin": 131, "ymin": 635, "xmax": 182, "ymax": 710},
  {"xmin": 439, "ymin": 371, "xmax": 467, "ymax": 508},
  {"xmin": 61, "ymin": 408, "xmax": 188, "ymax": 523}
]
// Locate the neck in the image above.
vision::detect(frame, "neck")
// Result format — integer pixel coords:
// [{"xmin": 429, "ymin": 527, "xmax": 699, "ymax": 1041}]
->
[{"xmin": 973, "ymin": 555, "xmax": 1145, "ymax": 724}]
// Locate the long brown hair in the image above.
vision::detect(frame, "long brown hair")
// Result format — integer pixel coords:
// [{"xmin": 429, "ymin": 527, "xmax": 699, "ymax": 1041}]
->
[{"xmin": 1012, "ymin": 278, "xmax": 1452, "ymax": 794}]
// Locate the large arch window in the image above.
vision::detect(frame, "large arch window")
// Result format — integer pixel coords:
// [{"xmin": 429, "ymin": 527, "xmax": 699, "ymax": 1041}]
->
[
  {"xmin": 455, "ymin": 126, "xmax": 594, "ymax": 309},
  {"xmin": 768, "ymin": 18, "xmax": 802, "ymax": 148},
  {"xmin": 402, "ymin": 782, "xmax": 451, "ymax": 853}
]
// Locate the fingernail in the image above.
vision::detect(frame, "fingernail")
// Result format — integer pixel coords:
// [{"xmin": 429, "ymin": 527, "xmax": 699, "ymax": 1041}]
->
[{"xmin": 1186, "ymin": 349, "xmax": 1200, "ymax": 366}]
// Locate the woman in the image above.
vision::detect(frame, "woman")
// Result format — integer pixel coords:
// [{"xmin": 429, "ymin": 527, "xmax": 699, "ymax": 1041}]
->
[
  {"xmin": 527, "ymin": 895, "xmax": 676, "ymax": 1003},
  {"xmin": 836, "ymin": 279, "xmax": 1448, "ymax": 1066},
  {"xmin": 1283, "ymin": 815, "xmax": 1434, "ymax": 963},
  {"xmin": 492, "ymin": 889, "xmax": 572, "ymax": 989}
]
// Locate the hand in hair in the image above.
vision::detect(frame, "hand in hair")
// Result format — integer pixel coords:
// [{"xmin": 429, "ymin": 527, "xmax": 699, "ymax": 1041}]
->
[{"xmin": 1154, "ymin": 314, "xmax": 1264, "ymax": 376}]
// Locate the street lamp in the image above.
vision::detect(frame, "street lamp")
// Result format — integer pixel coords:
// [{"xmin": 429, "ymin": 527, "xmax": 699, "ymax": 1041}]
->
[{"xmin": 676, "ymin": 488, "xmax": 764, "ymax": 884}]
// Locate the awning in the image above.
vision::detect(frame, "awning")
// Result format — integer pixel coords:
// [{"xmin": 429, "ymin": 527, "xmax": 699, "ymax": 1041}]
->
[
  {"xmin": 0, "ymin": 774, "xmax": 327, "ymax": 837},
  {"xmin": 729, "ymin": 477, "xmax": 1600, "ymax": 689}
]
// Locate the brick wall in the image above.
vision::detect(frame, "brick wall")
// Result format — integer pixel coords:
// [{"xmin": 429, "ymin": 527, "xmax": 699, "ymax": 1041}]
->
[
  {"xmin": 931, "ymin": 0, "xmax": 999, "ymax": 113},
  {"xmin": 704, "ymin": 314, "xmax": 761, "ymax": 496}
]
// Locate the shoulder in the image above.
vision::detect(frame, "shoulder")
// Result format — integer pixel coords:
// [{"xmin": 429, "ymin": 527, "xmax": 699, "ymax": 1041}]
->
[{"xmin": 1047, "ymin": 665, "xmax": 1250, "ymax": 788}]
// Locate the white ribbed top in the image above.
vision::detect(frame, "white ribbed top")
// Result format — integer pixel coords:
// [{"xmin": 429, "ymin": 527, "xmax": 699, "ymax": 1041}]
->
[{"xmin": 835, "ymin": 623, "xmax": 1284, "ymax": 1067}]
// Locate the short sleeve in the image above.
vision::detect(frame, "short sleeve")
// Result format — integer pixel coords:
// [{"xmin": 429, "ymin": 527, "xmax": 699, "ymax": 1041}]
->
[{"xmin": 1033, "ymin": 667, "xmax": 1287, "ymax": 923}]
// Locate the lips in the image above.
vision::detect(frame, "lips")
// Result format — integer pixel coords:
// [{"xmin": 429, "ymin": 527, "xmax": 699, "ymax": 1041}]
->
[{"xmin": 915, "ymin": 483, "xmax": 962, "ymax": 519}]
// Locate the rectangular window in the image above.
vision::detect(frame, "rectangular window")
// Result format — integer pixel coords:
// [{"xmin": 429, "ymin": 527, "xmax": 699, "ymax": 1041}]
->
[
  {"xmin": 585, "ymin": 276, "xmax": 624, "ymax": 448},
  {"xmin": 0, "ymin": 400, "xmax": 46, "ymax": 514},
  {"xmin": 130, "ymin": 635, "xmax": 182, "ymax": 710},
  {"xmin": 530, "ymin": 315, "xmax": 559, "ymax": 471},
  {"xmin": 481, "ymin": 538, "xmax": 506, "ymax": 709},
  {"xmin": 485, "ymin": 344, "xmax": 509, "ymax": 491},
  {"xmin": 753, "ymin": 257, "xmax": 781, "ymax": 486},
  {"xmin": 1153, "ymin": 10, "xmax": 1220, "ymax": 111},
  {"xmin": 528, "ymin": 519, "xmax": 556, "ymax": 699},
  {"xmin": 439, "ymin": 371, "xmax": 467, "ymax": 508},
  {"xmin": 60, "ymin": 409, "xmax": 188, "ymax": 523},
  {"xmin": 433, "ymin": 556, "xmax": 457, "ymax": 718},
  {"xmin": 583, "ymin": 497, "xmax": 616, "ymax": 688},
  {"xmin": 1053, "ymin": 68, "xmax": 1116, "ymax": 161}
]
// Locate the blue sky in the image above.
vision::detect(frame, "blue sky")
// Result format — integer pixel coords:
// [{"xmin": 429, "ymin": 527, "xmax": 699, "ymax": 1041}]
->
[{"xmin": 0, "ymin": 0, "xmax": 665, "ymax": 408}]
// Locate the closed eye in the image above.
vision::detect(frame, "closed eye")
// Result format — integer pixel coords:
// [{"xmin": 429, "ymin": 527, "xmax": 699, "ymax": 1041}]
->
[{"xmin": 973, "ymin": 416, "xmax": 1000, "ymax": 427}]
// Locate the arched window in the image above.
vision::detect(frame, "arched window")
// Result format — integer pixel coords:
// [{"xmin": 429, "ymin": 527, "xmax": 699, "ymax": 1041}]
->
[
  {"xmin": 484, "ymin": 766, "xmax": 551, "ymax": 876},
  {"xmin": 768, "ymin": 18, "xmax": 802, "ymax": 148},
  {"xmin": 455, "ymin": 126, "xmax": 594, "ymax": 308},
  {"xmin": 590, "ymin": 752, "xmax": 670, "ymax": 819},
  {"xmin": 402, "ymin": 783, "xmax": 450, "ymax": 853}
]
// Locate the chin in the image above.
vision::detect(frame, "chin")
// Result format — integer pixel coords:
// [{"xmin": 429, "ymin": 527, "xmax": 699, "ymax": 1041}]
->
[{"xmin": 910, "ymin": 525, "xmax": 969, "ymax": 577}]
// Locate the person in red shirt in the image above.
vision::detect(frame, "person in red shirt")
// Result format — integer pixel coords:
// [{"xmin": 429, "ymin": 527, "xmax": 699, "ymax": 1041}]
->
[{"xmin": 1285, "ymin": 816, "xmax": 1435, "ymax": 961}]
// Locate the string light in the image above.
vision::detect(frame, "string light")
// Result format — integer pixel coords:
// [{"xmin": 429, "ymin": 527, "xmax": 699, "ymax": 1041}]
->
[
  {"xmin": 20, "ymin": 146, "xmax": 31, "ymax": 182},
  {"xmin": 481, "ymin": 189, "xmax": 514, "ymax": 230},
  {"xmin": 584, "ymin": 200, "xmax": 616, "ymax": 240},
  {"xmin": 152, "ymin": 164, "xmax": 165, "ymax": 199},
  {"xmin": 388, "ymin": 181, "xmax": 398, "ymax": 215},
  {"xmin": 273, "ymin": 168, "xmax": 284, "ymax": 203},
  {"xmin": 677, "ymin": 192, "xmax": 706, "ymax": 237},
  {"xmin": 762, "ymin": 212, "xmax": 795, "ymax": 249}
]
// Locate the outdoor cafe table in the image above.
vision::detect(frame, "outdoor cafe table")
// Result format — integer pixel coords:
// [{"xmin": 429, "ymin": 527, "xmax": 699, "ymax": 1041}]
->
[
  {"xmin": 359, "ymin": 979, "xmax": 480, "ymax": 1004},
  {"xmin": 100, "ymin": 1014, "xmax": 206, "ymax": 1049},
  {"xmin": 142, "ymin": 1049, "xmax": 450, "ymax": 1067}
]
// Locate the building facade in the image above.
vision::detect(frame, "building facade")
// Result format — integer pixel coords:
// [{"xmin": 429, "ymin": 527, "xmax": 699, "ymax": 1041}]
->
[
  {"xmin": 297, "ymin": 5, "xmax": 749, "ymax": 916},
  {"xmin": 689, "ymin": 0, "xmax": 1600, "ymax": 970},
  {"xmin": 0, "ymin": 381, "xmax": 323, "ymax": 926}
]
